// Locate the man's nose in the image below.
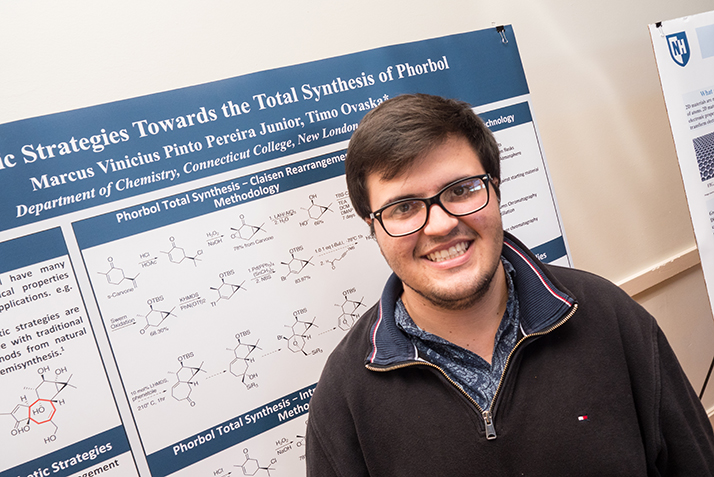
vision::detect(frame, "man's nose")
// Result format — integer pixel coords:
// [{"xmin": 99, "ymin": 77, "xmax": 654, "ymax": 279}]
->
[{"xmin": 422, "ymin": 204, "xmax": 459, "ymax": 236}]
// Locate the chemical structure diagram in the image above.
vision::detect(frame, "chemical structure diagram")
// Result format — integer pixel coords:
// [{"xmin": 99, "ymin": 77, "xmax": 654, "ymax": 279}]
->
[
  {"xmin": 323, "ymin": 246, "xmax": 355, "ymax": 270},
  {"xmin": 235, "ymin": 447, "xmax": 276, "ymax": 476},
  {"xmin": 336, "ymin": 295, "xmax": 366, "ymax": 331},
  {"xmin": 171, "ymin": 360, "xmax": 206, "ymax": 407},
  {"xmin": 302, "ymin": 197, "xmax": 333, "ymax": 223},
  {"xmin": 97, "ymin": 257, "xmax": 138, "ymax": 288},
  {"xmin": 278, "ymin": 315, "xmax": 318, "ymax": 356},
  {"xmin": 1, "ymin": 366, "xmax": 74, "ymax": 443},
  {"xmin": 161, "ymin": 236, "xmax": 203, "ymax": 267},
  {"xmin": 228, "ymin": 336, "xmax": 261, "ymax": 390},
  {"xmin": 231, "ymin": 215, "xmax": 266, "ymax": 241},
  {"xmin": 139, "ymin": 303, "xmax": 176, "ymax": 335},
  {"xmin": 210, "ymin": 278, "xmax": 247, "ymax": 305},
  {"xmin": 280, "ymin": 253, "xmax": 314, "ymax": 281}
]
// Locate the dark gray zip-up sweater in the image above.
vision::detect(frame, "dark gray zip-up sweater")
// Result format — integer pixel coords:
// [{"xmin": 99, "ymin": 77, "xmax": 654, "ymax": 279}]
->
[{"xmin": 306, "ymin": 233, "xmax": 714, "ymax": 476}]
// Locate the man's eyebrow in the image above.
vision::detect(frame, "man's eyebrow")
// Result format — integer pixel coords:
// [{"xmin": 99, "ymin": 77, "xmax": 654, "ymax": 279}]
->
[
  {"xmin": 379, "ymin": 193, "xmax": 422, "ymax": 208},
  {"xmin": 378, "ymin": 175, "xmax": 474, "ymax": 208}
]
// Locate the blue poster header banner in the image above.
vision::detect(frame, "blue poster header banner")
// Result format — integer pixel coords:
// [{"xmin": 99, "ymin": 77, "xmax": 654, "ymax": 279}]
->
[
  {"xmin": 146, "ymin": 384, "xmax": 315, "ymax": 477},
  {"xmin": 0, "ymin": 425, "xmax": 133, "ymax": 477},
  {"xmin": 0, "ymin": 26, "xmax": 527, "ymax": 232},
  {"xmin": 73, "ymin": 150, "xmax": 347, "ymax": 249},
  {"xmin": 0, "ymin": 228, "xmax": 67, "ymax": 274},
  {"xmin": 480, "ymin": 101, "xmax": 533, "ymax": 132}
]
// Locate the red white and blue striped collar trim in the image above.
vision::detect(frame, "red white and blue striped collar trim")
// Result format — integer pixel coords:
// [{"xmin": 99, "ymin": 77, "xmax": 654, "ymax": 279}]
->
[
  {"xmin": 504, "ymin": 240, "xmax": 571, "ymax": 306},
  {"xmin": 368, "ymin": 296, "xmax": 419, "ymax": 364},
  {"xmin": 367, "ymin": 237, "xmax": 574, "ymax": 365}
]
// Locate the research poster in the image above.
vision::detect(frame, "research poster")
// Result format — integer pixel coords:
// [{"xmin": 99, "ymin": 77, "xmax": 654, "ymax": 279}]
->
[
  {"xmin": 0, "ymin": 26, "xmax": 570, "ymax": 476},
  {"xmin": 650, "ymin": 11, "xmax": 714, "ymax": 314}
]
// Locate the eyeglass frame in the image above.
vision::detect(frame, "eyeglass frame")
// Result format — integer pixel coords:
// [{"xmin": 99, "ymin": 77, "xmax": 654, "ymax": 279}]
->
[{"xmin": 368, "ymin": 173, "xmax": 493, "ymax": 237}]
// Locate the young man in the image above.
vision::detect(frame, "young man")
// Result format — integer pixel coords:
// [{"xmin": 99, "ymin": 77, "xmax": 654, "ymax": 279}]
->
[{"xmin": 305, "ymin": 94, "xmax": 714, "ymax": 476}]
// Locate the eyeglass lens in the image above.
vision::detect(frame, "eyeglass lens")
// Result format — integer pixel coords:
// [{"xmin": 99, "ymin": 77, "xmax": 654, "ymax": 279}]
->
[{"xmin": 379, "ymin": 176, "xmax": 489, "ymax": 236}]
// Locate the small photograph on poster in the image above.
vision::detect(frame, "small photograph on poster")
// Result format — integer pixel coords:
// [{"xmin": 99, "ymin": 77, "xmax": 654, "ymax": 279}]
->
[{"xmin": 694, "ymin": 130, "xmax": 714, "ymax": 181}]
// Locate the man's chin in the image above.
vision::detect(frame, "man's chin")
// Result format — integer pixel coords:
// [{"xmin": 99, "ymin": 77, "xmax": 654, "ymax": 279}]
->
[{"xmin": 407, "ymin": 279, "xmax": 493, "ymax": 311}]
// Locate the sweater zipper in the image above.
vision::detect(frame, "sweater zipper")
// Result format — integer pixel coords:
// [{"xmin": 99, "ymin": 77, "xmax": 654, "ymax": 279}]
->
[
  {"xmin": 365, "ymin": 303, "xmax": 578, "ymax": 440},
  {"xmin": 484, "ymin": 303, "xmax": 579, "ymax": 438}
]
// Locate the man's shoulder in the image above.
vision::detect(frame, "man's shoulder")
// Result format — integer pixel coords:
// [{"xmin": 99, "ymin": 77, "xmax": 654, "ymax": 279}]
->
[
  {"xmin": 544, "ymin": 263, "xmax": 659, "ymax": 340},
  {"xmin": 546, "ymin": 263, "xmax": 632, "ymax": 304}
]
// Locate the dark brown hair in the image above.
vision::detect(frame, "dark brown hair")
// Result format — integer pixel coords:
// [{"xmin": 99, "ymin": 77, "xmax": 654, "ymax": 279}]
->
[{"xmin": 345, "ymin": 94, "xmax": 500, "ymax": 220}]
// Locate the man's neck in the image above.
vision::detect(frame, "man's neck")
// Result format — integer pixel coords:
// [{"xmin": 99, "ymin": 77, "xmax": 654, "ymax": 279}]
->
[{"xmin": 401, "ymin": 262, "xmax": 509, "ymax": 364}]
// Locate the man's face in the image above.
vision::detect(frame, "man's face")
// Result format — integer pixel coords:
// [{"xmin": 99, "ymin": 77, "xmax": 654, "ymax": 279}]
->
[{"xmin": 366, "ymin": 135, "xmax": 504, "ymax": 310}]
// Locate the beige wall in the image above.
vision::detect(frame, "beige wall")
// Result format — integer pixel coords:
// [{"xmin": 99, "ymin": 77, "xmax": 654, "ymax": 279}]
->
[{"xmin": 0, "ymin": 0, "xmax": 712, "ymax": 414}]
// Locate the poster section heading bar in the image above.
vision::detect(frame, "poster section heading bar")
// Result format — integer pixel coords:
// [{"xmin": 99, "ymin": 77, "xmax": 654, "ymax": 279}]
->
[
  {"xmin": 531, "ymin": 236, "xmax": 567, "ymax": 263},
  {"xmin": 0, "ymin": 425, "xmax": 131, "ymax": 477},
  {"xmin": 146, "ymin": 384, "xmax": 315, "ymax": 477},
  {"xmin": 72, "ymin": 150, "xmax": 347, "ymax": 250},
  {"xmin": 0, "ymin": 228, "xmax": 67, "ymax": 274},
  {"xmin": 0, "ymin": 26, "xmax": 528, "ymax": 232},
  {"xmin": 479, "ymin": 101, "xmax": 532, "ymax": 132}
]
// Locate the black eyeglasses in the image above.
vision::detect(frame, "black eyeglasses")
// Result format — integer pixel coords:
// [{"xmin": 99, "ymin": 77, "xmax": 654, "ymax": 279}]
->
[{"xmin": 369, "ymin": 174, "xmax": 492, "ymax": 237}]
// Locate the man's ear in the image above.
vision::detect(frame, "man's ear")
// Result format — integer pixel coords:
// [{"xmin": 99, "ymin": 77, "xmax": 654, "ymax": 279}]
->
[
  {"xmin": 365, "ymin": 218, "xmax": 384, "ymax": 257},
  {"xmin": 365, "ymin": 217, "xmax": 376, "ymax": 237},
  {"xmin": 490, "ymin": 177, "xmax": 501, "ymax": 203}
]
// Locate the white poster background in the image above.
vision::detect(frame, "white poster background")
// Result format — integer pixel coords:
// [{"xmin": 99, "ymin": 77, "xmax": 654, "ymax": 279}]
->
[{"xmin": 649, "ymin": 12, "xmax": 714, "ymax": 315}]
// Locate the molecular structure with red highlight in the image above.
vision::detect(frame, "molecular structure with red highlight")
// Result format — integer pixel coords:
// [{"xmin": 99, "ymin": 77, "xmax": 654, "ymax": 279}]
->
[{"xmin": 1, "ymin": 366, "xmax": 75, "ymax": 444}]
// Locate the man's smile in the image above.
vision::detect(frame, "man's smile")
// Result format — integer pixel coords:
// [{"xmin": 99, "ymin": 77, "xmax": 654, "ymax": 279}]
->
[{"xmin": 425, "ymin": 240, "xmax": 471, "ymax": 263}]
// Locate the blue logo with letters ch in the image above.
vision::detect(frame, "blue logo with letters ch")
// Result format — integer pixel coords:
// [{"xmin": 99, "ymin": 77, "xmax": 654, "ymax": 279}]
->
[{"xmin": 666, "ymin": 31, "xmax": 690, "ymax": 67}]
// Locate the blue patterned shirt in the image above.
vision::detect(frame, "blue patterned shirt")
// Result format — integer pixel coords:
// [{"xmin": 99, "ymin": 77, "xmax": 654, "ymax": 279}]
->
[{"xmin": 395, "ymin": 257, "xmax": 520, "ymax": 410}]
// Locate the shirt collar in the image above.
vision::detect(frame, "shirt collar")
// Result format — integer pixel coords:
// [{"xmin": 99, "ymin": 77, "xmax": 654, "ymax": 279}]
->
[
  {"xmin": 394, "ymin": 256, "xmax": 518, "ymax": 345},
  {"xmin": 366, "ymin": 233, "xmax": 575, "ymax": 367}
]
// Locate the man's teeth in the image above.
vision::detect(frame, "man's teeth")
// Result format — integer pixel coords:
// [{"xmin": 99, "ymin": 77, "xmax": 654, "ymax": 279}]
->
[{"xmin": 427, "ymin": 242, "xmax": 469, "ymax": 262}]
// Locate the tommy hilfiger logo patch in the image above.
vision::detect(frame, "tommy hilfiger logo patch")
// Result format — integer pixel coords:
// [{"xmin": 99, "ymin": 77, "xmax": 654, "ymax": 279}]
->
[{"xmin": 578, "ymin": 415, "xmax": 589, "ymax": 422}]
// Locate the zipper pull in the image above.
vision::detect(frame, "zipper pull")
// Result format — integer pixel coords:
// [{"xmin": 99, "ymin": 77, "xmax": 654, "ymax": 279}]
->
[{"xmin": 482, "ymin": 410, "xmax": 497, "ymax": 440}]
